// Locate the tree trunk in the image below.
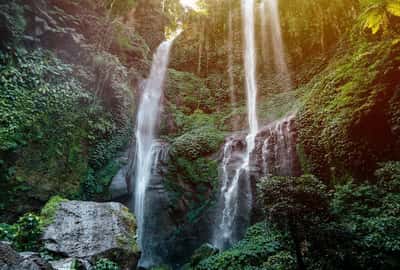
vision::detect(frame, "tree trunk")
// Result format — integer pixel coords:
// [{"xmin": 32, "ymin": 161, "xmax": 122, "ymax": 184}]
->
[{"xmin": 290, "ymin": 222, "xmax": 306, "ymax": 270}]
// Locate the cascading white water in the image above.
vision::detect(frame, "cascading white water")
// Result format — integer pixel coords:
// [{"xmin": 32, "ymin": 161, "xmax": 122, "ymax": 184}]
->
[
  {"xmin": 133, "ymin": 39, "xmax": 175, "ymax": 249},
  {"xmin": 213, "ymin": 0, "xmax": 259, "ymax": 250},
  {"xmin": 243, "ymin": 0, "xmax": 259, "ymax": 136},
  {"xmin": 260, "ymin": 0, "xmax": 292, "ymax": 89}
]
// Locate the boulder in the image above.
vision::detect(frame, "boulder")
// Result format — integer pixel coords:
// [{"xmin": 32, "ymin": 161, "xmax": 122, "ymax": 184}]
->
[
  {"xmin": 50, "ymin": 258, "xmax": 91, "ymax": 270},
  {"xmin": 0, "ymin": 242, "xmax": 53, "ymax": 270},
  {"xmin": 42, "ymin": 201, "xmax": 139, "ymax": 270}
]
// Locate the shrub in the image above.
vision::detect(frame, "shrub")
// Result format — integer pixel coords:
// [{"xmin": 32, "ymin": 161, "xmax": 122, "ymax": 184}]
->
[
  {"xmin": 195, "ymin": 223, "xmax": 287, "ymax": 270},
  {"xmin": 94, "ymin": 258, "xmax": 120, "ymax": 270},
  {"xmin": 170, "ymin": 126, "xmax": 224, "ymax": 160},
  {"xmin": 0, "ymin": 223, "xmax": 16, "ymax": 242},
  {"xmin": 13, "ymin": 213, "xmax": 42, "ymax": 251},
  {"xmin": 375, "ymin": 161, "xmax": 400, "ymax": 192},
  {"xmin": 263, "ymin": 251, "xmax": 296, "ymax": 270},
  {"xmin": 331, "ymin": 176, "xmax": 400, "ymax": 269}
]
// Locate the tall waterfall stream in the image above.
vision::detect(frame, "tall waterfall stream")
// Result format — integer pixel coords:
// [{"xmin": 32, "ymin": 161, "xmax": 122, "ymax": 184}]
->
[{"xmin": 131, "ymin": 38, "xmax": 176, "ymax": 268}]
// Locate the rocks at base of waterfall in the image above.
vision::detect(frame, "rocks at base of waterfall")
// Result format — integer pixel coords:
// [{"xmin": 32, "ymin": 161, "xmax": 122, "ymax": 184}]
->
[
  {"xmin": 42, "ymin": 201, "xmax": 139, "ymax": 270},
  {"xmin": 50, "ymin": 258, "xmax": 92, "ymax": 270},
  {"xmin": 0, "ymin": 242, "xmax": 54, "ymax": 270},
  {"xmin": 109, "ymin": 165, "xmax": 130, "ymax": 201}
]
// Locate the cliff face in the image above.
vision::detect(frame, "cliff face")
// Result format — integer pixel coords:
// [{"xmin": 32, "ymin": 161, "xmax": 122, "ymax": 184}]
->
[{"xmin": 0, "ymin": 0, "xmax": 166, "ymax": 221}]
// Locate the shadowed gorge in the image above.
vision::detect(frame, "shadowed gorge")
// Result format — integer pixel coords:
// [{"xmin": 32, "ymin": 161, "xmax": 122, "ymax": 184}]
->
[{"xmin": 1, "ymin": 0, "xmax": 400, "ymax": 270}]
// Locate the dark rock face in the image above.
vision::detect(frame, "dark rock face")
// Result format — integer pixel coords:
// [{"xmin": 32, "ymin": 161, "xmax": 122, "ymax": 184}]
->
[
  {"xmin": 253, "ymin": 114, "xmax": 301, "ymax": 178},
  {"xmin": 128, "ymin": 141, "xmax": 215, "ymax": 269},
  {"xmin": 110, "ymin": 165, "xmax": 130, "ymax": 201},
  {"xmin": 42, "ymin": 201, "xmax": 139, "ymax": 270},
  {"xmin": 0, "ymin": 242, "xmax": 53, "ymax": 270}
]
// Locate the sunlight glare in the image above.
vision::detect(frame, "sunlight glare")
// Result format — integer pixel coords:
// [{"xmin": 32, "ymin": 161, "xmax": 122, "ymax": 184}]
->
[{"xmin": 180, "ymin": 0, "xmax": 199, "ymax": 10}]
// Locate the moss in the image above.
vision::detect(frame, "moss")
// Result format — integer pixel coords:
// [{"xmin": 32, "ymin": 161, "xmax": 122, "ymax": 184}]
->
[
  {"xmin": 170, "ymin": 126, "xmax": 225, "ymax": 160},
  {"xmin": 297, "ymin": 36, "xmax": 400, "ymax": 181},
  {"xmin": 40, "ymin": 196, "xmax": 68, "ymax": 227},
  {"xmin": 119, "ymin": 206, "xmax": 139, "ymax": 253}
]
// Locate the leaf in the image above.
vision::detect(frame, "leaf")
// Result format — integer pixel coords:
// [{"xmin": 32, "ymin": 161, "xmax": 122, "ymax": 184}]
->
[
  {"xmin": 364, "ymin": 9, "xmax": 385, "ymax": 34},
  {"xmin": 386, "ymin": 0, "xmax": 400, "ymax": 17}
]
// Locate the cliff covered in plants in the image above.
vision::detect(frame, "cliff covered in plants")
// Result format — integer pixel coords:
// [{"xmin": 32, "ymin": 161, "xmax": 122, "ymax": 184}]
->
[
  {"xmin": 0, "ymin": 0, "xmax": 166, "ymax": 221},
  {"xmin": 1, "ymin": 0, "xmax": 400, "ymax": 269}
]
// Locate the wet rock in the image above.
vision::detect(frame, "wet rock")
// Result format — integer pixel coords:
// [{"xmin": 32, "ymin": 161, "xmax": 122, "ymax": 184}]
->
[
  {"xmin": 50, "ymin": 258, "xmax": 91, "ymax": 270},
  {"xmin": 42, "ymin": 201, "xmax": 139, "ymax": 270},
  {"xmin": 0, "ymin": 242, "xmax": 53, "ymax": 270}
]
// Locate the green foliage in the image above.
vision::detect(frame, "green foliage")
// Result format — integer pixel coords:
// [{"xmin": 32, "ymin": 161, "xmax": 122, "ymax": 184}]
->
[
  {"xmin": 331, "ymin": 174, "xmax": 400, "ymax": 269},
  {"xmin": 361, "ymin": 0, "xmax": 400, "ymax": 34},
  {"xmin": 297, "ymin": 33, "xmax": 400, "ymax": 180},
  {"xmin": 40, "ymin": 196, "xmax": 68, "ymax": 228},
  {"xmin": 0, "ymin": 47, "xmax": 131, "ymax": 217},
  {"xmin": 166, "ymin": 156, "xmax": 218, "ymax": 224},
  {"xmin": 13, "ymin": 213, "xmax": 42, "ymax": 252},
  {"xmin": 170, "ymin": 126, "xmax": 224, "ymax": 160},
  {"xmin": 257, "ymin": 175, "xmax": 331, "ymax": 270},
  {"xmin": 375, "ymin": 161, "xmax": 400, "ymax": 192},
  {"xmin": 195, "ymin": 223, "xmax": 288, "ymax": 270},
  {"xmin": 251, "ymin": 163, "xmax": 400, "ymax": 270},
  {"xmin": 80, "ymin": 159, "xmax": 122, "ymax": 200},
  {"xmin": 0, "ymin": 208, "xmax": 43, "ymax": 252},
  {"xmin": 0, "ymin": 223, "xmax": 16, "ymax": 242},
  {"xmin": 189, "ymin": 244, "xmax": 219, "ymax": 267},
  {"xmin": 94, "ymin": 258, "xmax": 120, "ymax": 270},
  {"xmin": 165, "ymin": 69, "xmax": 215, "ymax": 113},
  {"xmin": 263, "ymin": 251, "xmax": 296, "ymax": 270},
  {"xmin": 0, "ymin": 48, "xmax": 93, "ymax": 203},
  {"xmin": 257, "ymin": 175, "xmax": 331, "ymax": 228}
]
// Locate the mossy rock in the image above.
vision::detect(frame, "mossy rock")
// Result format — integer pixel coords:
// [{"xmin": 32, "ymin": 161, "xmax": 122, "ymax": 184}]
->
[{"xmin": 40, "ymin": 196, "xmax": 69, "ymax": 228}]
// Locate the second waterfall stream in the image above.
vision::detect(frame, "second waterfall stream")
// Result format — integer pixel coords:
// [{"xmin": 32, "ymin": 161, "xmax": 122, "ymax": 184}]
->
[{"xmin": 212, "ymin": 0, "xmax": 259, "ymax": 250}]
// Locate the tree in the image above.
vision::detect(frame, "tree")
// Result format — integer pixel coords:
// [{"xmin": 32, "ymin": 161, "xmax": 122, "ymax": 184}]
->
[{"xmin": 257, "ymin": 175, "xmax": 331, "ymax": 270}]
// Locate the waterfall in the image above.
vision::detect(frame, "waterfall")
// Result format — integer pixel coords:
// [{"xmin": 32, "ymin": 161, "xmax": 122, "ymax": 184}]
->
[
  {"xmin": 131, "ymin": 39, "xmax": 175, "ymax": 251},
  {"xmin": 260, "ymin": 0, "xmax": 292, "ymax": 89},
  {"xmin": 243, "ymin": 0, "xmax": 259, "ymax": 136},
  {"xmin": 138, "ymin": 141, "xmax": 171, "ymax": 268},
  {"xmin": 212, "ymin": 0, "xmax": 259, "ymax": 250}
]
